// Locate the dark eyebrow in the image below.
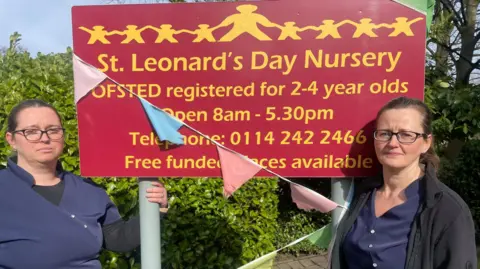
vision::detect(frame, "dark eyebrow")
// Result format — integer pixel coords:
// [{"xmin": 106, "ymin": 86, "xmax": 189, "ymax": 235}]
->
[
  {"xmin": 45, "ymin": 125, "xmax": 62, "ymax": 129},
  {"xmin": 398, "ymin": 129, "xmax": 419, "ymax": 133},
  {"xmin": 21, "ymin": 124, "xmax": 62, "ymax": 129},
  {"xmin": 376, "ymin": 129, "xmax": 421, "ymax": 133},
  {"xmin": 22, "ymin": 125, "xmax": 40, "ymax": 129}
]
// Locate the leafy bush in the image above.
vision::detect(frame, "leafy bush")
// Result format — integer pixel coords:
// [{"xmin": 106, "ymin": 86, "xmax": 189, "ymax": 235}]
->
[
  {"xmin": 439, "ymin": 139, "xmax": 480, "ymax": 241},
  {"xmin": 161, "ymin": 177, "xmax": 279, "ymax": 269},
  {"xmin": 97, "ymin": 177, "xmax": 280, "ymax": 269},
  {"xmin": 425, "ymin": 79, "xmax": 480, "ymax": 144},
  {"xmin": 274, "ymin": 180, "xmax": 331, "ymax": 255},
  {"xmin": 274, "ymin": 210, "xmax": 329, "ymax": 255}
]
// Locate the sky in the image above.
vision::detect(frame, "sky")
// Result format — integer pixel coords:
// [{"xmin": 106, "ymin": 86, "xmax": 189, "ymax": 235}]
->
[
  {"xmin": 0, "ymin": 0, "xmax": 103, "ymax": 55},
  {"xmin": 0, "ymin": 0, "xmax": 198, "ymax": 55}
]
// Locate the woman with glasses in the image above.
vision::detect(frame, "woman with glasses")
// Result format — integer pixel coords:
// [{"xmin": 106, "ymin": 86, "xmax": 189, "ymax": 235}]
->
[
  {"xmin": 329, "ymin": 97, "xmax": 476, "ymax": 269},
  {"xmin": 0, "ymin": 99, "xmax": 168, "ymax": 269}
]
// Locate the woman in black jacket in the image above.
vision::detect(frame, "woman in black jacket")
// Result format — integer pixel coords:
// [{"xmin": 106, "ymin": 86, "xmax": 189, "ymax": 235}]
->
[{"xmin": 329, "ymin": 96, "xmax": 477, "ymax": 269}]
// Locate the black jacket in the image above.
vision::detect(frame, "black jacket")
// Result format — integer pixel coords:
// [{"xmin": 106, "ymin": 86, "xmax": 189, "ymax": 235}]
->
[{"xmin": 330, "ymin": 163, "xmax": 477, "ymax": 269}]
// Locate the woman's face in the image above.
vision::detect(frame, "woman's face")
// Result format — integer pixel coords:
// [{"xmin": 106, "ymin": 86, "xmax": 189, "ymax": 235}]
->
[
  {"xmin": 374, "ymin": 108, "xmax": 431, "ymax": 170},
  {"xmin": 6, "ymin": 107, "xmax": 64, "ymax": 165}
]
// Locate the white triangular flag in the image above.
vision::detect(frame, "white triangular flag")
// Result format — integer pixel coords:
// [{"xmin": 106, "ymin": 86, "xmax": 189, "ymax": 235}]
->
[{"xmin": 73, "ymin": 55, "xmax": 107, "ymax": 104}]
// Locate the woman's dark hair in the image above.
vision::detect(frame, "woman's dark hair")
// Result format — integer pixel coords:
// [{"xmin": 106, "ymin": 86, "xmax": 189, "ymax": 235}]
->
[
  {"xmin": 376, "ymin": 96, "xmax": 440, "ymax": 170},
  {"xmin": 7, "ymin": 99, "xmax": 63, "ymax": 133}
]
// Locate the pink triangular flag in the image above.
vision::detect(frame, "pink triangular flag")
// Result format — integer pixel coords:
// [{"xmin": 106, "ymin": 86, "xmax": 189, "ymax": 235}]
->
[
  {"xmin": 73, "ymin": 55, "xmax": 107, "ymax": 104},
  {"xmin": 217, "ymin": 145, "xmax": 262, "ymax": 197},
  {"xmin": 290, "ymin": 183, "xmax": 338, "ymax": 213}
]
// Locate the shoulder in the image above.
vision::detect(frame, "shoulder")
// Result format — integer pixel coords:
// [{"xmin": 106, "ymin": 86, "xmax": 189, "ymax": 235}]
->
[
  {"xmin": 0, "ymin": 168, "xmax": 21, "ymax": 187},
  {"xmin": 423, "ymin": 162, "xmax": 472, "ymax": 221},
  {"xmin": 0, "ymin": 167, "xmax": 12, "ymax": 176},
  {"xmin": 62, "ymin": 172, "xmax": 109, "ymax": 197},
  {"xmin": 62, "ymin": 172, "xmax": 100, "ymax": 187},
  {"xmin": 338, "ymin": 177, "xmax": 377, "ymax": 219},
  {"xmin": 352, "ymin": 176, "xmax": 380, "ymax": 198},
  {"xmin": 0, "ymin": 169, "xmax": 10, "ymax": 185},
  {"xmin": 425, "ymin": 180, "xmax": 478, "ymax": 252},
  {"xmin": 436, "ymin": 181, "xmax": 473, "ymax": 218},
  {"xmin": 430, "ymin": 180, "xmax": 474, "ymax": 232}
]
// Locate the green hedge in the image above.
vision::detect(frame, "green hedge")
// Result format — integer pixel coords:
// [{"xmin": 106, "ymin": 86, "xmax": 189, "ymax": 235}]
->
[
  {"xmin": 274, "ymin": 180, "xmax": 331, "ymax": 255},
  {"xmin": 93, "ymin": 176, "xmax": 280, "ymax": 269},
  {"xmin": 161, "ymin": 177, "xmax": 278, "ymax": 268},
  {"xmin": 95, "ymin": 177, "xmax": 280, "ymax": 269}
]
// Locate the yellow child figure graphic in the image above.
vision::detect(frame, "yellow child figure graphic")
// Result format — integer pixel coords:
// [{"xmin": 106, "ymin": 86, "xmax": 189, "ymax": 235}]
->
[
  {"xmin": 78, "ymin": 26, "xmax": 112, "ymax": 44},
  {"xmin": 277, "ymin": 22, "xmax": 311, "ymax": 40},
  {"xmin": 147, "ymin": 24, "xmax": 182, "ymax": 43},
  {"xmin": 380, "ymin": 17, "xmax": 424, "ymax": 37},
  {"xmin": 215, "ymin": 4, "xmax": 278, "ymax": 42},
  {"xmin": 177, "ymin": 24, "xmax": 218, "ymax": 42},
  {"xmin": 346, "ymin": 18, "xmax": 381, "ymax": 38},
  {"xmin": 108, "ymin": 25, "xmax": 150, "ymax": 44},
  {"xmin": 306, "ymin": 20, "xmax": 350, "ymax": 39}
]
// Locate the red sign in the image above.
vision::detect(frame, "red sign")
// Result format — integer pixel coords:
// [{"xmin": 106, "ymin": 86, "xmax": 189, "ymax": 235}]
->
[{"xmin": 71, "ymin": 0, "xmax": 426, "ymax": 178}]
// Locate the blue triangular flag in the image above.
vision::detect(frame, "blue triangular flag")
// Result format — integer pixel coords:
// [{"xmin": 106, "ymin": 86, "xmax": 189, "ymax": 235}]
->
[{"xmin": 139, "ymin": 98, "xmax": 184, "ymax": 145}]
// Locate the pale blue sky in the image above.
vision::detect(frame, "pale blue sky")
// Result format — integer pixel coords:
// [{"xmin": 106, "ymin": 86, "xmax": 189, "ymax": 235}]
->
[
  {"xmin": 0, "ymin": 0, "xmax": 200, "ymax": 55},
  {"xmin": 0, "ymin": 0, "xmax": 102, "ymax": 54}
]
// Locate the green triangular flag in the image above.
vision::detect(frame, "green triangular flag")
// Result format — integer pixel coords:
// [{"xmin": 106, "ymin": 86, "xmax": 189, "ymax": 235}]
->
[
  {"xmin": 426, "ymin": 0, "xmax": 435, "ymax": 34},
  {"xmin": 307, "ymin": 223, "xmax": 332, "ymax": 248},
  {"xmin": 238, "ymin": 251, "xmax": 277, "ymax": 269},
  {"xmin": 238, "ymin": 224, "xmax": 334, "ymax": 269},
  {"xmin": 394, "ymin": 0, "xmax": 436, "ymax": 34},
  {"xmin": 394, "ymin": 0, "xmax": 426, "ymax": 14}
]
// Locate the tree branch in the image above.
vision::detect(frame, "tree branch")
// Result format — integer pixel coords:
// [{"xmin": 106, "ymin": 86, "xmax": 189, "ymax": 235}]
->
[
  {"xmin": 474, "ymin": 31, "xmax": 480, "ymax": 43},
  {"xmin": 427, "ymin": 46, "xmax": 436, "ymax": 56},
  {"xmin": 440, "ymin": 0, "xmax": 464, "ymax": 28},
  {"xmin": 453, "ymin": 29, "xmax": 462, "ymax": 44},
  {"xmin": 459, "ymin": 0, "xmax": 468, "ymax": 25},
  {"xmin": 431, "ymin": 37, "xmax": 477, "ymax": 66},
  {"xmin": 473, "ymin": 59, "xmax": 480, "ymax": 69}
]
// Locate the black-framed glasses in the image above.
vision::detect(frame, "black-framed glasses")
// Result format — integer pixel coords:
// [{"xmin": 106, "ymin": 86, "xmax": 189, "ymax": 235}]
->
[
  {"xmin": 12, "ymin": 128, "xmax": 65, "ymax": 141},
  {"xmin": 374, "ymin": 130, "xmax": 427, "ymax": 144}
]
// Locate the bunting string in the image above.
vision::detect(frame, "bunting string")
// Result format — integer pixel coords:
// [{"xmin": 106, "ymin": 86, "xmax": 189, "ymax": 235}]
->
[
  {"xmin": 74, "ymin": 54, "xmax": 358, "ymax": 268},
  {"xmin": 73, "ymin": 54, "xmax": 344, "ymax": 213},
  {"xmin": 240, "ymin": 181, "xmax": 354, "ymax": 269}
]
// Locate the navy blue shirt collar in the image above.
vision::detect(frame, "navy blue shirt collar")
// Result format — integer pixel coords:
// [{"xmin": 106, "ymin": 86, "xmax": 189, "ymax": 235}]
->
[
  {"xmin": 362, "ymin": 163, "xmax": 439, "ymax": 203},
  {"xmin": 372, "ymin": 176, "xmax": 423, "ymax": 200},
  {"xmin": 7, "ymin": 156, "xmax": 65, "ymax": 187},
  {"xmin": 404, "ymin": 177, "xmax": 423, "ymax": 199}
]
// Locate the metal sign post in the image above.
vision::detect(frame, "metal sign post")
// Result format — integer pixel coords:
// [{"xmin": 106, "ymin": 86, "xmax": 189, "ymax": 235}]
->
[
  {"xmin": 331, "ymin": 178, "xmax": 353, "ymax": 229},
  {"xmin": 139, "ymin": 178, "xmax": 162, "ymax": 269}
]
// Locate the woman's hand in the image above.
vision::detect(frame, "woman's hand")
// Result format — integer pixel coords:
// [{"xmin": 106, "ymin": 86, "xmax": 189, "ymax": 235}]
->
[{"xmin": 146, "ymin": 181, "xmax": 168, "ymax": 208}]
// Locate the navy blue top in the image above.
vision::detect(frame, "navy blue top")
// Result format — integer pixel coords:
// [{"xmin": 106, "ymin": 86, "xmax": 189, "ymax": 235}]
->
[
  {"xmin": 342, "ymin": 178, "xmax": 423, "ymax": 269},
  {"xmin": 0, "ymin": 158, "xmax": 122, "ymax": 269}
]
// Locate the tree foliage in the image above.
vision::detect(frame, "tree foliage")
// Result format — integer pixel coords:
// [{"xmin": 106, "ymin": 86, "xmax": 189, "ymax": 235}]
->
[
  {"xmin": 425, "ymin": 0, "xmax": 480, "ymax": 158},
  {"xmin": 428, "ymin": 0, "xmax": 480, "ymax": 85}
]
